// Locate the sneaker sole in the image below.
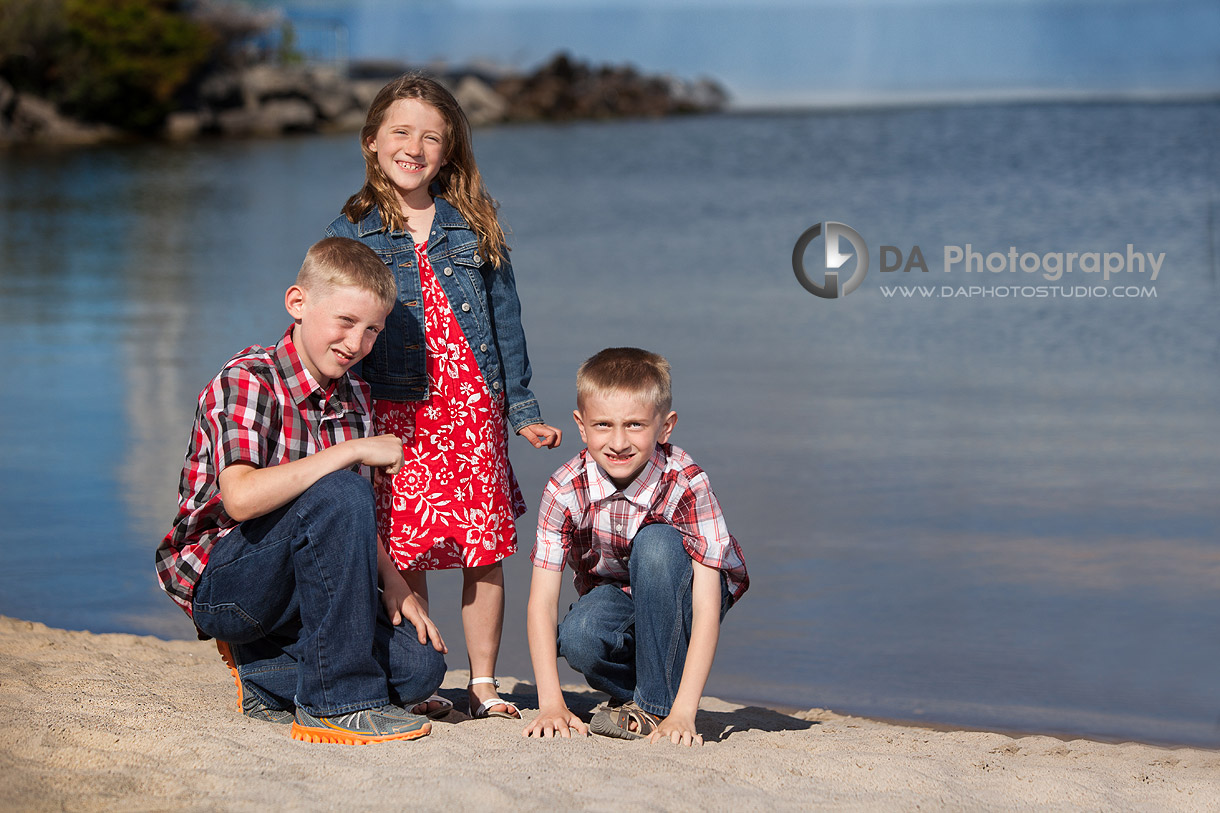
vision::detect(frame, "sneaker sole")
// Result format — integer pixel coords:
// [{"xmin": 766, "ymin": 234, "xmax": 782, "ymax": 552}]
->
[
  {"xmin": 215, "ymin": 641, "xmax": 243, "ymax": 712},
  {"xmin": 290, "ymin": 720, "xmax": 431, "ymax": 745}
]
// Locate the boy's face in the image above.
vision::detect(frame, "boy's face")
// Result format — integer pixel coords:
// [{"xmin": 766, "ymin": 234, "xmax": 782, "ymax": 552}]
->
[
  {"xmin": 573, "ymin": 390, "xmax": 677, "ymax": 491},
  {"xmin": 285, "ymin": 282, "xmax": 389, "ymax": 389}
]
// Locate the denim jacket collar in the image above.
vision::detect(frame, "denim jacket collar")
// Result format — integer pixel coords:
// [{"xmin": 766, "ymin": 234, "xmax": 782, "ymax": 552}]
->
[{"xmin": 353, "ymin": 198, "xmax": 469, "ymax": 239}]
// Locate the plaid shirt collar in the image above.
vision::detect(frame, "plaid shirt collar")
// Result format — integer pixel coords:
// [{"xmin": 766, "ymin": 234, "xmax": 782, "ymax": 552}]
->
[
  {"xmin": 272, "ymin": 325, "xmax": 364, "ymax": 415},
  {"xmin": 586, "ymin": 444, "xmax": 667, "ymax": 508}
]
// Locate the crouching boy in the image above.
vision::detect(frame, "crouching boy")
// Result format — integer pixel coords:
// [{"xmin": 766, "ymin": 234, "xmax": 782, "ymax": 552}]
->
[
  {"xmin": 523, "ymin": 348, "xmax": 748, "ymax": 745},
  {"xmin": 154, "ymin": 237, "xmax": 447, "ymax": 745}
]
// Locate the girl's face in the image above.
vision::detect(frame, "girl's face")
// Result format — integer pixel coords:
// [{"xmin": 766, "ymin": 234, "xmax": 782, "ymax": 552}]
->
[{"xmin": 367, "ymin": 97, "xmax": 448, "ymax": 209}]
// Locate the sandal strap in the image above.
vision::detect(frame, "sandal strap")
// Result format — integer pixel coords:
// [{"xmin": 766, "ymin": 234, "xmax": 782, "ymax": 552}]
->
[
  {"xmin": 619, "ymin": 705, "xmax": 660, "ymax": 736},
  {"xmin": 468, "ymin": 676, "xmax": 500, "ymax": 688},
  {"xmin": 474, "ymin": 696, "xmax": 520, "ymax": 717}
]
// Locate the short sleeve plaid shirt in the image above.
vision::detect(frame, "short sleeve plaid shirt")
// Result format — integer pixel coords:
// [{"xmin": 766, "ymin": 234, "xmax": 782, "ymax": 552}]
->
[
  {"xmin": 532, "ymin": 443, "xmax": 748, "ymax": 602},
  {"xmin": 154, "ymin": 326, "xmax": 373, "ymax": 615}
]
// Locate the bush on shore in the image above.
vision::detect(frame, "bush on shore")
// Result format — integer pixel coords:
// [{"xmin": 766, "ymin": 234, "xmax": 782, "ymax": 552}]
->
[{"xmin": 0, "ymin": 0, "xmax": 264, "ymax": 132}]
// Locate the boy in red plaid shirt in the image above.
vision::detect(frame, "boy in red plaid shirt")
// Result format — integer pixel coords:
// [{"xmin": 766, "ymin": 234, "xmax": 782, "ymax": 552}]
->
[
  {"xmin": 523, "ymin": 348, "xmax": 748, "ymax": 746},
  {"xmin": 155, "ymin": 237, "xmax": 447, "ymax": 744}
]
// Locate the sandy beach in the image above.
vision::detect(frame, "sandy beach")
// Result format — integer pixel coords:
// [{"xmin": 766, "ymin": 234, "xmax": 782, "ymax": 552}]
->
[{"xmin": 0, "ymin": 615, "xmax": 1216, "ymax": 811}]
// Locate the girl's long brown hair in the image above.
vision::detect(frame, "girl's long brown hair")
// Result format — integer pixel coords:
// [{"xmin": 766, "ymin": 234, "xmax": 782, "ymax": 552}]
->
[{"xmin": 342, "ymin": 74, "xmax": 508, "ymax": 267}]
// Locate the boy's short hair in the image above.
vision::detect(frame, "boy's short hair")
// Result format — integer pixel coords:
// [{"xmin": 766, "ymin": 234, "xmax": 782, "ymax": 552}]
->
[
  {"xmin": 296, "ymin": 237, "xmax": 397, "ymax": 311},
  {"xmin": 577, "ymin": 347, "xmax": 672, "ymax": 414}
]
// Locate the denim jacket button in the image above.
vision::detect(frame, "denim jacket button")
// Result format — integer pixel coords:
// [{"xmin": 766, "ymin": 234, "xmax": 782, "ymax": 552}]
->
[
  {"xmin": 461, "ymin": 302, "xmax": 471, "ymax": 312},
  {"xmin": 443, "ymin": 266, "xmax": 453, "ymax": 276},
  {"xmin": 480, "ymin": 343, "xmax": 488, "ymax": 352},
  {"xmin": 492, "ymin": 381, "xmax": 501, "ymax": 390}
]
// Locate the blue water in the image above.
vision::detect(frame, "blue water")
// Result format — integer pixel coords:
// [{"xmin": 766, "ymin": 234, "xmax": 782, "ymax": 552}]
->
[
  {"xmin": 1, "ymin": 100, "xmax": 1218, "ymax": 746},
  {"xmin": 289, "ymin": 0, "xmax": 1220, "ymax": 106}
]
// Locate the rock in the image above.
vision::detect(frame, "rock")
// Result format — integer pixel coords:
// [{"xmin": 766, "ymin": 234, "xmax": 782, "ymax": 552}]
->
[
  {"xmin": 330, "ymin": 109, "xmax": 368, "ymax": 132},
  {"xmin": 164, "ymin": 111, "xmax": 204, "ymax": 141},
  {"xmin": 198, "ymin": 71, "xmax": 243, "ymax": 108},
  {"xmin": 0, "ymin": 77, "xmax": 15, "ymax": 116},
  {"xmin": 256, "ymin": 98, "xmax": 316, "ymax": 133},
  {"xmin": 216, "ymin": 98, "xmax": 316, "ymax": 136},
  {"xmin": 492, "ymin": 53, "xmax": 722, "ymax": 122},
  {"xmin": 2, "ymin": 50, "xmax": 726, "ymax": 145},
  {"xmin": 3, "ymin": 93, "xmax": 119, "ymax": 145},
  {"xmin": 453, "ymin": 76, "xmax": 508, "ymax": 126},
  {"xmin": 350, "ymin": 79, "xmax": 387, "ymax": 111},
  {"xmin": 668, "ymin": 77, "xmax": 729, "ymax": 112},
  {"xmin": 216, "ymin": 107, "xmax": 258, "ymax": 137},
  {"xmin": 239, "ymin": 64, "xmax": 312, "ymax": 108},
  {"xmin": 307, "ymin": 68, "xmax": 360, "ymax": 121}
]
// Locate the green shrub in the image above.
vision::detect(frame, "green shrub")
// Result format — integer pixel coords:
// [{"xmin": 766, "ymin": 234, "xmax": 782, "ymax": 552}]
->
[{"xmin": 54, "ymin": 0, "xmax": 215, "ymax": 130}]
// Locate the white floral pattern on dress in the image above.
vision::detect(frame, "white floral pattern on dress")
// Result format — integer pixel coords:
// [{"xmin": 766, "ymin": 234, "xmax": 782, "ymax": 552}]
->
[{"xmin": 374, "ymin": 242, "xmax": 526, "ymax": 571}]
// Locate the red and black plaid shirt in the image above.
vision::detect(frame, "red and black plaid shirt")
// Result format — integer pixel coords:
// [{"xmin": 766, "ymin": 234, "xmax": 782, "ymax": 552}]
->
[
  {"xmin": 155, "ymin": 326, "xmax": 373, "ymax": 615},
  {"xmin": 532, "ymin": 443, "xmax": 748, "ymax": 602}
]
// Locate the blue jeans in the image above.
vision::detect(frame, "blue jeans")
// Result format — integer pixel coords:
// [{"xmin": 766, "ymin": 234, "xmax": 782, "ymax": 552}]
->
[
  {"xmin": 556, "ymin": 524, "xmax": 731, "ymax": 717},
  {"xmin": 192, "ymin": 470, "xmax": 446, "ymax": 717}
]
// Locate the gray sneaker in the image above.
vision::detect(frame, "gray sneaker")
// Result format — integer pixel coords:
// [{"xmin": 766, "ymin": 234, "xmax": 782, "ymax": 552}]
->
[
  {"xmin": 291, "ymin": 705, "xmax": 432, "ymax": 744},
  {"xmin": 216, "ymin": 641, "xmax": 293, "ymax": 725}
]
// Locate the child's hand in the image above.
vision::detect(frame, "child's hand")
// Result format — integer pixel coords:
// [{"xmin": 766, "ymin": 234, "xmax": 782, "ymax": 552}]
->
[
  {"xmin": 647, "ymin": 711, "xmax": 703, "ymax": 747},
  {"xmin": 381, "ymin": 570, "xmax": 447, "ymax": 653},
  {"xmin": 522, "ymin": 704, "xmax": 588, "ymax": 739},
  {"xmin": 517, "ymin": 423, "xmax": 562, "ymax": 449},
  {"xmin": 358, "ymin": 433, "xmax": 405, "ymax": 473}
]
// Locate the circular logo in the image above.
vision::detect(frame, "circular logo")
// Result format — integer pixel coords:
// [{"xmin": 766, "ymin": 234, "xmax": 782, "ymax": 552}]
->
[{"xmin": 792, "ymin": 222, "xmax": 870, "ymax": 299}]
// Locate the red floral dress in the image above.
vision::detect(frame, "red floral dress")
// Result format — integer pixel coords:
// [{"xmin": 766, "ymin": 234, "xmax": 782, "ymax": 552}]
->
[{"xmin": 373, "ymin": 243, "xmax": 526, "ymax": 570}]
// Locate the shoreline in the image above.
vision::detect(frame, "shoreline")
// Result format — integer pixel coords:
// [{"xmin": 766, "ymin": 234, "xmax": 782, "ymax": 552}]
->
[
  {"xmin": 16, "ymin": 613, "xmax": 1220, "ymax": 753},
  {"xmin": 2, "ymin": 616, "xmax": 1217, "ymax": 811}
]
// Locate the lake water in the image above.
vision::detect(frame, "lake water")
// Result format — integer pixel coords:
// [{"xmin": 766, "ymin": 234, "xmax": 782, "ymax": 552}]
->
[{"xmin": 1, "ymin": 100, "xmax": 1217, "ymax": 747}]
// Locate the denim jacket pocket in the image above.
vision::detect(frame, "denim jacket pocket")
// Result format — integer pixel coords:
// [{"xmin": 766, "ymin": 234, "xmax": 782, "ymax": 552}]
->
[{"xmin": 450, "ymin": 254, "xmax": 492, "ymax": 328}]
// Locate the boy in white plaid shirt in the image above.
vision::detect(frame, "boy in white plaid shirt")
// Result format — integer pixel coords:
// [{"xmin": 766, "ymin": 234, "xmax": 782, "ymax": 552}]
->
[{"xmin": 523, "ymin": 348, "xmax": 748, "ymax": 746}]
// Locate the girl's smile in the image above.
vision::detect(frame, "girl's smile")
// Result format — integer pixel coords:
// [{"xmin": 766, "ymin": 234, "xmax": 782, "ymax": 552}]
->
[{"xmin": 367, "ymin": 98, "xmax": 448, "ymax": 209}]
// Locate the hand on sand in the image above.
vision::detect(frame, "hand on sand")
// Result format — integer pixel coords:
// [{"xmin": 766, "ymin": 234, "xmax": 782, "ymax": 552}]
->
[{"xmin": 523, "ymin": 705, "xmax": 588, "ymax": 738}]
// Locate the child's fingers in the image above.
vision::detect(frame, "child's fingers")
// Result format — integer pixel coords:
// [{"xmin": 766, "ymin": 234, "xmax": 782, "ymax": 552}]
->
[{"xmin": 379, "ymin": 594, "xmax": 401, "ymax": 625}]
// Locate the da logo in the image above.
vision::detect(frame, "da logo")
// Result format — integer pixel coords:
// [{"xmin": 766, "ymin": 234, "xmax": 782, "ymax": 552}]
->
[{"xmin": 792, "ymin": 222, "xmax": 870, "ymax": 299}]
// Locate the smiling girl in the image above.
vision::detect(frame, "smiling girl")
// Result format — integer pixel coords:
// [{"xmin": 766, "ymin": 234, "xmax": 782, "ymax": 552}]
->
[{"xmin": 326, "ymin": 75, "xmax": 562, "ymax": 721}]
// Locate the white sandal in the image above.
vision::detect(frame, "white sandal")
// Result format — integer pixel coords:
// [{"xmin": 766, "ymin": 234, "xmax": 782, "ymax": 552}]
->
[
  {"xmin": 412, "ymin": 694, "xmax": 454, "ymax": 719},
  {"xmin": 467, "ymin": 677, "xmax": 521, "ymax": 719}
]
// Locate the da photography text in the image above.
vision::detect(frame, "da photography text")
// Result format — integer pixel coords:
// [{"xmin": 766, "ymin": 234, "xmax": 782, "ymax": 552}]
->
[{"xmin": 792, "ymin": 220, "xmax": 1165, "ymax": 301}]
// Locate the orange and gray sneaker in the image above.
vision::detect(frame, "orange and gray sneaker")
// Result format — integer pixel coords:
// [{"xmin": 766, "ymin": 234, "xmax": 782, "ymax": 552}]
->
[
  {"xmin": 290, "ymin": 705, "xmax": 432, "ymax": 744},
  {"xmin": 215, "ymin": 640, "xmax": 295, "ymax": 725}
]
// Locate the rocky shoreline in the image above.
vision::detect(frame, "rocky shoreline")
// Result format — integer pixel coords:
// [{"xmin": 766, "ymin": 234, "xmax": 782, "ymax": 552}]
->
[{"xmin": 0, "ymin": 53, "xmax": 727, "ymax": 147}]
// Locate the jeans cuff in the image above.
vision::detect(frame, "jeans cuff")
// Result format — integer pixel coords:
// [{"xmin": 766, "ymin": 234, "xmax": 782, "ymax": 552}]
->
[
  {"xmin": 297, "ymin": 696, "xmax": 390, "ymax": 718},
  {"xmin": 632, "ymin": 694, "xmax": 670, "ymax": 718}
]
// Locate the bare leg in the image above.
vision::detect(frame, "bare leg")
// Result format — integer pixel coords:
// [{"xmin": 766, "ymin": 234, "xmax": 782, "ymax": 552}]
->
[
  {"xmin": 401, "ymin": 569, "xmax": 429, "ymax": 614},
  {"xmin": 463, "ymin": 562, "xmax": 518, "ymax": 717}
]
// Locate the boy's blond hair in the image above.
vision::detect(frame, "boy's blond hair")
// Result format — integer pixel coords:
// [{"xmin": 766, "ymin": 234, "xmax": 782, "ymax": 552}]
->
[
  {"xmin": 577, "ymin": 347, "xmax": 672, "ymax": 414},
  {"xmin": 296, "ymin": 237, "xmax": 397, "ymax": 310}
]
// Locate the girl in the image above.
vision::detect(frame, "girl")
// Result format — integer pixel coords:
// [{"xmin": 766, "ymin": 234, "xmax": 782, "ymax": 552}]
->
[{"xmin": 326, "ymin": 75, "xmax": 562, "ymax": 720}]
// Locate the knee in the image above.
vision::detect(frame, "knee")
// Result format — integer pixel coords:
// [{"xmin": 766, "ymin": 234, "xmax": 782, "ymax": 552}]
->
[
  {"xmin": 318, "ymin": 469, "xmax": 374, "ymax": 507},
  {"xmin": 628, "ymin": 524, "xmax": 689, "ymax": 584},
  {"xmin": 417, "ymin": 646, "xmax": 447, "ymax": 695},
  {"xmin": 557, "ymin": 612, "xmax": 610, "ymax": 672},
  {"xmin": 301, "ymin": 470, "xmax": 375, "ymax": 520}
]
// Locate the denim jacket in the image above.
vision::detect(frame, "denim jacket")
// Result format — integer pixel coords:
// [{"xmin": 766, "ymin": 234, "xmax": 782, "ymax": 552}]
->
[{"xmin": 325, "ymin": 198, "xmax": 542, "ymax": 433}]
